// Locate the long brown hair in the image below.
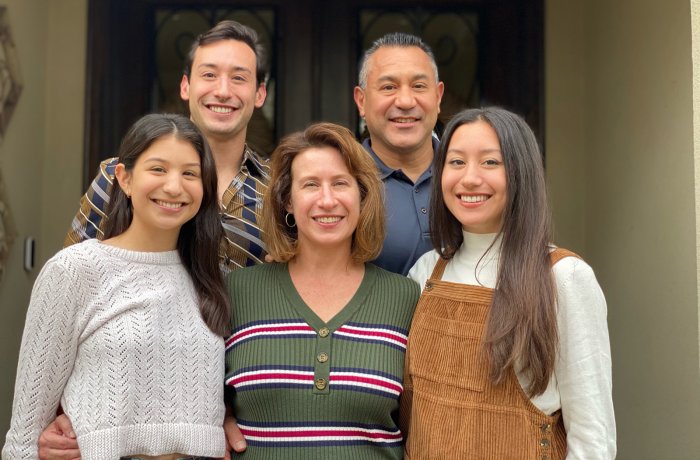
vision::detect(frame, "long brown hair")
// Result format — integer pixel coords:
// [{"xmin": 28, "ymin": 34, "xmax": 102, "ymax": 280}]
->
[
  {"xmin": 430, "ymin": 107, "xmax": 556, "ymax": 396},
  {"xmin": 104, "ymin": 113, "xmax": 229, "ymax": 337},
  {"xmin": 262, "ymin": 122, "xmax": 385, "ymax": 263}
]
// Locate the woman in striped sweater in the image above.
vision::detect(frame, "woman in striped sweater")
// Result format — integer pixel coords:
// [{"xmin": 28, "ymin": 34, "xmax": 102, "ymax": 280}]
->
[{"xmin": 225, "ymin": 122, "xmax": 420, "ymax": 459}]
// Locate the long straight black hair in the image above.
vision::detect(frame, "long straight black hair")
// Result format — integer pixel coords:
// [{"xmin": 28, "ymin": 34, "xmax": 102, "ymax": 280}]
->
[
  {"xmin": 430, "ymin": 107, "xmax": 557, "ymax": 397},
  {"xmin": 104, "ymin": 113, "xmax": 229, "ymax": 336}
]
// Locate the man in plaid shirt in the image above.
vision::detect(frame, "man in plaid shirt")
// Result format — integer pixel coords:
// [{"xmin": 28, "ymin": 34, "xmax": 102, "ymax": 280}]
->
[{"xmin": 64, "ymin": 20, "xmax": 270, "ymax": 273}]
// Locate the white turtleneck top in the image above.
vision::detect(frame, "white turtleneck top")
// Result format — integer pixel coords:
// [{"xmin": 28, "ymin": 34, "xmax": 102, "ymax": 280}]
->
[{"xmin": 408, "ymin": 231, "xmax": 616, "ymax": 459}]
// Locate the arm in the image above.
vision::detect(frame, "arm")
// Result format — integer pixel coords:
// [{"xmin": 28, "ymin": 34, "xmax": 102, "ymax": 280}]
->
[
  {"xmin": 63, "ymin": 158, "xmax": 118, "ymax": 247},
  {"xmin": 553, "ymin": 258, "xmax": 616, "ymax": 459},
  {"xmin": 2, "ymin": 259, "xmax": 82, "ymax": 459}
]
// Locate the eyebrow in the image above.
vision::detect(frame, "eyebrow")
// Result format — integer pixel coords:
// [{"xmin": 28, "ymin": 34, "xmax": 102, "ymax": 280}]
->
[
  {"xmin": 197, "ymin": 63, "xmax": 252, "ymax": 74},
  {"xmin": 143, "ymin": 157, "xmax": 201, "ymax": 168}
]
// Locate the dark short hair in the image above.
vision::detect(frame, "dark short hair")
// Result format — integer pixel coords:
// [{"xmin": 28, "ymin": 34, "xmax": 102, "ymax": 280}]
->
[
  {"xmin": 358, "ymin": 32, "xmax": 438, "ymax": 88},
  {"xmin": 183, "ymin": 20, "xmax": 266, "ymax": 86}
]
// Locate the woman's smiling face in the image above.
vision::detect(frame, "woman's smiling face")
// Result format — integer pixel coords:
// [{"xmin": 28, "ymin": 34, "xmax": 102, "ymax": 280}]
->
[{"xmin": 441, "ymin": 120, "xmax": 507, "ymax": 234}]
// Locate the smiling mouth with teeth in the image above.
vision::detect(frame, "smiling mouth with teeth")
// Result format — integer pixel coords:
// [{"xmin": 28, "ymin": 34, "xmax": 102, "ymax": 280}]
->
[
  {"xmin": 460, "ymin": 195, "xmax": 489, "ymax": 203},
  {"xmin": 391, "ymin": 118, "xmax": 419, "ymax": 123},
  {"xmin": 209, "ymin": 106, "xmax": 234, "ymax": 114},
  {"xmin": 315, "ymin": 216, "xmax": 342, "ymax": 223},
  {"xmin": 155, "ymin": 200, "xmax": 184, "ymax": 209}
]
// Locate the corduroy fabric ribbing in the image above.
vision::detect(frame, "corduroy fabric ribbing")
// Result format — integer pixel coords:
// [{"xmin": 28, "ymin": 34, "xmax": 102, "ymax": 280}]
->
[
  {"xmin": 225, "ymin": 262, "xmax": 420, "ymax": 459},
  {"xmin": 401, "ymin": 249, "xmax": 577, "ymax": 460}
]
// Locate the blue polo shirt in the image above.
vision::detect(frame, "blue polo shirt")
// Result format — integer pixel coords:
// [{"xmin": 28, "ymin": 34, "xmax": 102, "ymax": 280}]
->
[{"xmin": 362, "ymin": 137, "xmax": 438, "ymax": 275}]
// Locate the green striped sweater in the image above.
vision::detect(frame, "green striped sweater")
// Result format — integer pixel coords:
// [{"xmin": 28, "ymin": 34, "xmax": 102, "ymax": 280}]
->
[{"xmin": 225, "ymin": 262, "xmax": 420, "ymax": 459}]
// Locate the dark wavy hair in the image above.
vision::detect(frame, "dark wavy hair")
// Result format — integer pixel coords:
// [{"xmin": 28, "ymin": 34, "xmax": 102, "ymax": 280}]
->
[
  {"xmin": 104, "ymin": 113, "xmax": 229, "ymax": 336},
  {"xmin": 430, "ymin": 107, "xmax": 557, "ymax": 397}
]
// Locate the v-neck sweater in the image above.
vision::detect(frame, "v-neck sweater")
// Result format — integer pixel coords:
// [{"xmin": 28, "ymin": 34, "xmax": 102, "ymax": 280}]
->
[{"xmin": 225, "ymin": 262, "xmax": 420, "ymax": 459}]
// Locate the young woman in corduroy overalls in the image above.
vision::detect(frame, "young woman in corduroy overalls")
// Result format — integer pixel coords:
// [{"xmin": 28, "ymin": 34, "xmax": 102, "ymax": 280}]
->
[{"xmin": 401, "ymin": 107, "xmax": 616, "ymax": 459}]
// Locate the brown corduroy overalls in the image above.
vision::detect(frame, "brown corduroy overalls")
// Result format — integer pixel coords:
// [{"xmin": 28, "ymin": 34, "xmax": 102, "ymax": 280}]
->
[{"xmin": 401, "ymin": 249, "xmax": 577, "ymax": 460}]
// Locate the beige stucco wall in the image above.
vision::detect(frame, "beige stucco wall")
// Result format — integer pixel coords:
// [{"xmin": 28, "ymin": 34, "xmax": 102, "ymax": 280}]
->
[
  {"xmin": 0, "ymin": 0, "xmax": 86, "ymax": 437},
  {"xmin": 547, "ymin": 0, "xmax": 700, "ymax": 458}
]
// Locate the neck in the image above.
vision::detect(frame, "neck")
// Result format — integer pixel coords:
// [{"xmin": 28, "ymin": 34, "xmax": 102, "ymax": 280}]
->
[
  {"xmin": 208, "ymin": 134, "xmax": 247, "ymax": 200},
  {"xmin": 290, "ymin": 243, "xmax": 360, "ymax": 275},
  {"xmin": 372, "ymin": 139, "xmax": 433, "ymax": 183}
]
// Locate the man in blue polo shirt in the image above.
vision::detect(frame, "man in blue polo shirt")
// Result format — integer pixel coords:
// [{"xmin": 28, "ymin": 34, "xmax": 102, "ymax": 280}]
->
[{"xmin": 354, "ymin": 33, "xmax": 444, "ymax": 275}]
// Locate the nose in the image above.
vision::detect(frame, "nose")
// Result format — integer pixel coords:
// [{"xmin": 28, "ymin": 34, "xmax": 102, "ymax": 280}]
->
[
  {"xmin": 318, "ymin": 183, "xmax": 338, "ymax": 208},
  {"xmin": 213, "ymin": 77, "xmax": 232, "ymax": 99},
  {"xmin": 460, "ymin": 164, "xmax": 483, "ymax": 188},
  {"xmin": 163, "ymin": 173, "xmax": 184, "ymax": 195},
  {"xmin": 394, "ymin": 86, "xmax": 416, "ymax": 110}
]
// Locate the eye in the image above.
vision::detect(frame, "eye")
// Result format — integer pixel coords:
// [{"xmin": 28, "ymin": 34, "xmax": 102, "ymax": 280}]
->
[
  {"xmin": 333, "ymin": 180, "xmax": 350, "ymax": 187},
  {"xmin": 483, "ymin": 159, "xmax": 502, "ymax": 167},
  {"xmin": 201, "ymin": 72, "xmax": 216, "ymax": 80},
  {"xmin": 232, "ymin": 75, "xmax": 247, "ymax": 83},
  {"xmin": 183, "ymin": 170, "xmax": 201, "ymax": 178},
  {"xmin": 150, "ymin": 166, "xmax": 166, "ymax": 173},
  {"xmin": 302, "ymin": 181, "xmax": 319, "ymax": 188},
  {"xmin": 380, "ymin": 84, "xmax": 397, "ymax": 91},
  {"xmin": 447, "ymin": 158, "xmax": 465, "ymax": 167},
  {"xmin": 413, "ymin": 82, "xmax": 428, "ymax": 90}
]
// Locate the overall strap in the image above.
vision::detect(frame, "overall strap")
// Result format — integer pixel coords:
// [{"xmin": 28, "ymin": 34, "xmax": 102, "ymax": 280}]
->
[
  {"xmin": 549, "ymin": 247, "xmax": 581, "ymax": 265},
  {"xmin": 428, "ymin": 257, "xmax": 450, "ymax": 281}
]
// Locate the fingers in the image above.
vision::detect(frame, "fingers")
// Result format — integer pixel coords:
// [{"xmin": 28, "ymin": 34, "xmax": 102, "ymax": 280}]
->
[
  {"xmin": 38, "ymin": 416, "xmax": 80, "ymax": 460},
  {"xmin": 37, "ymin": 433, "xmax": 80, "ymax": 460},
  {"xmin": 224, "ymin": 414, "xmax": 247, "ymax": 453},
  {"xmin": 54, "ymin": 414, "xmax": 76, "ymax": 438}
]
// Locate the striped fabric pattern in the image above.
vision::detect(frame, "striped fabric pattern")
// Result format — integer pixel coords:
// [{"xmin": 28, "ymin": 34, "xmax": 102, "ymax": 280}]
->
[
  {"xmin": 225, "ymin": 262, "xmax": 420, "ymax": 459},
  {"xmin": 237, "ymin": 420, "xmax": 403, "ymax": 448},
  {"xmin": 63, "ymin": 146, "xmax": 269, "ymax": 271},
  {"xmin": 227, "ymin": 365, "xmax": 403, "ymax": 399}
]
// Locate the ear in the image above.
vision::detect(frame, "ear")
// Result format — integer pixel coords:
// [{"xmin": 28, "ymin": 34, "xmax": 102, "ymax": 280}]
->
[
  {"xmin": 353, "ymin": 86, "xmax": 366, "ymax": 118},
  {"xmin": 254, "ymin": 82, "xmax": 267, "ymax": 108},
  {"xmin": 180, "ymin": 74, "xmax": 190, "ymax": 102},
  {"xmin": 436, "ymin": 81, "xmax": 445, "ymax": 114},
  {"xmin": 114, "ymin": 163, "xmax": 132, "ymax": 197},
  {"xmin": 285, "ymin": 200, "xmax": 293, "ymax": 214}
]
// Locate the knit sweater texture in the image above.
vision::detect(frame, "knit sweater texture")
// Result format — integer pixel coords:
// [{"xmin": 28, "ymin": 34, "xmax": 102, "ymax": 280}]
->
[
  {"xmin": 225, "ymin": 263, "xmax": 420, "ymax": 459},
  {"xmin": 408, "ymin": 231, "xmax": 616, "ymax": 459},
  {"xmin": 2, "ymin": 239, "xmax": 226, "ymax": 460}
]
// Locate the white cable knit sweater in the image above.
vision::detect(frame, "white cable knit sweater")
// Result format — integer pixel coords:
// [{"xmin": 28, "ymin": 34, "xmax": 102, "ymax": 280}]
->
[{"xmin": 2, "ymin": 239, "xmax": 226, "ymax": 460}]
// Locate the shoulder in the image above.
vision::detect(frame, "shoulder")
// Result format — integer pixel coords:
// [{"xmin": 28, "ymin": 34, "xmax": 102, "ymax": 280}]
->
[
  {"xmin": 227, "ymin": 262, "xmax": 279, "ymax": 287},
  {"xmin": 407, "ymin": 250, "xmax": 442, "ymax": 288},
  {"xmin": 549, "ymin": 248, "xmax": 600, "ymax": 290},
  {"xmin": 367, "ymin": 264, "xmax": 421, "ymax": 300}
]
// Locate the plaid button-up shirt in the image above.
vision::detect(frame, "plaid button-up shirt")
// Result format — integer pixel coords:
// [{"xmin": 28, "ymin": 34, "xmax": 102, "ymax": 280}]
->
[{"xmin": 64, "ymin": 145, "xmax": 269, "ymax": 273}]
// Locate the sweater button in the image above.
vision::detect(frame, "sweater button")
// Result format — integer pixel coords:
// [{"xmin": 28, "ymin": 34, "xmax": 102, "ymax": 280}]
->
[
  {"xmin": 425, "ymin": 282, "xmax": 433, "ymax": 291},
  {"xmin": 539, "ymin": 439, "xmax": 550, "ymax": 448},
  {"xmin": 318, "ymin": 327, "xmax": 330, "ymax": 338},
  {"xmin": 317, "ymin": 352, "xmax": 329, "ymax": 363},
  {"xmin": 315, "ymin": 378, "xmax": 327, "ymax": 390},
  {"xmin": 540, "ymin": 423, "xmax": 551, "ymax": 432}
]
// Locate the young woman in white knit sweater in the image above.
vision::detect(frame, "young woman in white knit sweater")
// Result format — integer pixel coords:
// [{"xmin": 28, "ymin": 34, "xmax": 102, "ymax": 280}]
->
[
  {"xmin": 3, "ymin": 114, "xmax": 230, "ymax": 460},
  {"xmin": 401, "ymin": 107, "xmax": 616, "ymax": 459}
]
